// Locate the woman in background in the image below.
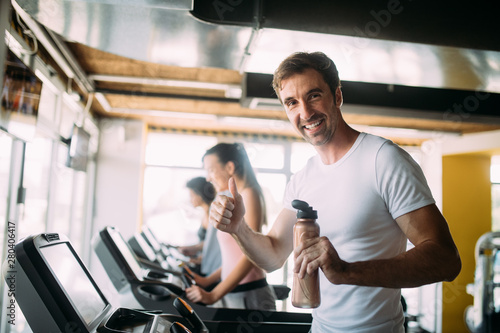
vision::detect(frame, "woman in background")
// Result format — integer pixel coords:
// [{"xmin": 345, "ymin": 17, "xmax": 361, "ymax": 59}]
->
[
  {"xmin": 185, "ymin": 143, "xmax": 276, "ymax": 310},
  {"xmin": 178, "ymin": 177, "xmax": 217, "ymax": 270}
]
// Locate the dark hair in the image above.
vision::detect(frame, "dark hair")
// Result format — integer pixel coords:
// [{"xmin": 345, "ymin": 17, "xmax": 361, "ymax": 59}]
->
[
  {"xmin": 204, "ymin": 143, "xmax": 259, "ymax": 186},
  {"xmin": 186, "ymin": 177, "xmax": 216, "ymax": 205},
  {"xmin": 272, "ymin": 51, "xmax": 341, "ymax": 103},
  {"xmin": 203, "ymin": 143, "xmax": 267, "ymax": 224}
]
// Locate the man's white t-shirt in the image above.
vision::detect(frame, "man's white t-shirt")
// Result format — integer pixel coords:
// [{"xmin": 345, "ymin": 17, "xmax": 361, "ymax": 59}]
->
[{"xmin": 284, "ymin": 133, "xmax": 435, "ymax": 333}]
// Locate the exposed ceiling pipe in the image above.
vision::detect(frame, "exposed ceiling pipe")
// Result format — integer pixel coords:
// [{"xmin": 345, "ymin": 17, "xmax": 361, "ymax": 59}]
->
[
  {"xmin": 12, "ymin": 1, "xmax": 94, "ymax": 94},
  {"xmin": 238, "ymin": 0, "xmax": 263, "ymax": 73},
  {"xmin": 94, "ymin": 92, "xmax": 111, "ymax": 112},
  {"xmin": 45, "ymin": 28, "xmax": 95, "ymax": 93},
  {"xmin": 238, "ymin": 28, "xmax": 261, "ymax": 74}
]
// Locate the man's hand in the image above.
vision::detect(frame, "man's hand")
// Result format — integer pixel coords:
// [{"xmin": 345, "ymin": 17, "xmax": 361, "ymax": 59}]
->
[
  {"xmin": 210, "ymin": 177, "xmax": 246, "ymax": 234},
  {"xmin": 293, "ymin": 236, "xmax": 347, "ymax": 284}
]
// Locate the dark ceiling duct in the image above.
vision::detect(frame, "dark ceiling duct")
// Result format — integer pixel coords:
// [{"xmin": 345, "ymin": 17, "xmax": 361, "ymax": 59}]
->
[
  {"xmin": 241, "ymin": 73, "xmax": 500, "ymax": 124},
  {"xmin": 191, "ymin": 0, "xmax": 499, "ymax": 52}
]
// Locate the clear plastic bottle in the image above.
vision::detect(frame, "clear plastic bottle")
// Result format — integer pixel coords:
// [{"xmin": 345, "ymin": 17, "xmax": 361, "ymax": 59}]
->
[{"xmin": 291, "ymin": 199, "xmax": 321, "ymax": 308}]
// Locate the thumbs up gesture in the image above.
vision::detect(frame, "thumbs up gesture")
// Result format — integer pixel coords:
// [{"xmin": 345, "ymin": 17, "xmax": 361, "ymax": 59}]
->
[{"xmin": 210, "ymin": 177, "xmax": 246, "ymax": 234}]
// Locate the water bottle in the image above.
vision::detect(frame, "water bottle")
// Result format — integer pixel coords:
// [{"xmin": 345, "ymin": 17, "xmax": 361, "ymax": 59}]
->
[{"xmin": 291, "ymin": 199, "xmax": 321, "ymax": 308}]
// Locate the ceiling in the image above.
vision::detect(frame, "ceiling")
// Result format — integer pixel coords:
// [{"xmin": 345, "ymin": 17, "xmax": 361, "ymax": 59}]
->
[{"xmin": 10, "ymin": 0, "xmax": 500, "ymax": 145}]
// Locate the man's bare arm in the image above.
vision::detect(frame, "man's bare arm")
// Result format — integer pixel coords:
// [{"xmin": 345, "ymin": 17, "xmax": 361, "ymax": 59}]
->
[{"xmin": 232, "ymin": 208, "xmax": 296, "ymax": 272}]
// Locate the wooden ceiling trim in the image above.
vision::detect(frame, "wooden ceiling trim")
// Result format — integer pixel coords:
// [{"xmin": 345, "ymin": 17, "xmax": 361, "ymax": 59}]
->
[
  {"xmin": 108, "ymin": 112, "xmax": 298, "ymax": 137},
  {"xmin": 67, "ymin": 42, "xmax": 243, "ymax": 84},
  {"xmin": 102, "ymin": 95, "xmax": 288, "ymax": 119},
  {"xmin": 149, "ymin": 126, "xmax": 304, "ymax": 143}
]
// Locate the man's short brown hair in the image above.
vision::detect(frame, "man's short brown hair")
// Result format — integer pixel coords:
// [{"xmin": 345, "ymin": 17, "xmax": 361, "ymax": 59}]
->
[{"xmin": 272, "ymin": 52, "xmax": 341, "ymax": 103}]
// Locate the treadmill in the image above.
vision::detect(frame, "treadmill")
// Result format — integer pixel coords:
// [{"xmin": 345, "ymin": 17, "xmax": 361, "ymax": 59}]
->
[
  {"xmin": 93, "ymin": 226, "xmax": 311, "ymax": 327},
  {"xmin": 140, "ymin": 225, "xmax": 194, "ymax": 271},
  {"xmin": 139, "ymin": 225, "xmax": 291, "ymax": 301},
  {"xmin": 92, "ymin": 226, "xmax": 187, "ymax": 312},
  {"xmin": 128, "ymin": 233, "xmax": 177, "ymax": 272},
  {"xmin": 128, "ymin": 231, "xmax": 194, "ymax": 275},
  {"xmin": 4, "ymin": 232, "xmax": 311, "ymax": 332}
]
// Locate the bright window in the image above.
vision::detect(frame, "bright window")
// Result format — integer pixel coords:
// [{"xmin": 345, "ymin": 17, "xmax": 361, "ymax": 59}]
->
[
  {"xmin": 145, "ymin": 132, "xmax": 217, "ymax": 167},
  {"xmin": 245, "ymin": 142, "xmax": 285, "ymax": 169},
  {"xmin": 492, "ymin": 156, "xmax": 500, "ymax": 183},
  {"xmin": 492, "ymin": 156, "xmax": 500, "ymax": 231},
  {"xmin": 18, "ymin": 137, "xmax": 53, "ymax": 239},
  {"xmin": 291, "ymin": 141, "xmax": 317, "ymax": 173},
  {"xmin": 144, "ymin": 166, "xmax": 208, "ymax": 246},
  {"xmin": 0, "ymin": 132, "xmax": 13, "ymax": 285},
  {"xmin": 0, "ymin": 132, "xmax": 12, "ymax": 228}
]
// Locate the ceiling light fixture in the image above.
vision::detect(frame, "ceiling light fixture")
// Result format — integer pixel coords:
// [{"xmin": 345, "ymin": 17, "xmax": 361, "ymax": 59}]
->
[{"xmin": 88, "ymin": 74, "xmax": 242, "ymax": 98}]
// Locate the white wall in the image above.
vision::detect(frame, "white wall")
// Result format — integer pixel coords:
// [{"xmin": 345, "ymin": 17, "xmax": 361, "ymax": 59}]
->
[
  {"xmin": 92, "ymin": 118, "xmax": 146, "ymax": 240},
  {"xmin": 420, "ymin": 139, "xmax": 444, "ymax": 209},
  {"xmin": 441, "ymin": 129, "xmax": 500, "ymax": 156},
  {"xmin": 89, "ymin": 118, "xmax": 146, "ymax": 303}
]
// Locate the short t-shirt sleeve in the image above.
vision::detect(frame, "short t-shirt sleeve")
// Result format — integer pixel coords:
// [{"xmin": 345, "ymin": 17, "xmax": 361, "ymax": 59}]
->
[{"xmin": 376, "ymin": 141, "xmax": 435, "ymax": 220}]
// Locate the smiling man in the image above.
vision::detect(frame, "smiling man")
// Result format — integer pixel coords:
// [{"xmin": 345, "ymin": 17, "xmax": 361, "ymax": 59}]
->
[{"xmin": 209, "ymin": 51, "xmax": 461, "ymax": 333}]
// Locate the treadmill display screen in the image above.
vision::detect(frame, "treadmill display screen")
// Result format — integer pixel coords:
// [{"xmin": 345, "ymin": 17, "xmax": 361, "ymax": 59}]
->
[
  {"xmin": 143, "ymin": 227, "xmax": 162, "ymax": 253},
  {"xmin": 109, "ymin": 230, "xmax": 144, "ymax": 278},
  {"xmin": 40, "ymin": 243, "xmax": 107, "ymax": 326}
]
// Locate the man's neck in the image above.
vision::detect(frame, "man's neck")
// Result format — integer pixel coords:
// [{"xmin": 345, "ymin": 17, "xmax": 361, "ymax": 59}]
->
[{"xmin": 316, "ymin": 124, "xmax": 360, "ymax": 165}]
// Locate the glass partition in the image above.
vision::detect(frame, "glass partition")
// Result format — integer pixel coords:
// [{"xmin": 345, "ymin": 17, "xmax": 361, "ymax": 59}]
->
[
  {"xmin": 17, "ymin": 137, "xmax": 52, "ymax": 240},
  {"xmin": 0, "ymin": 131, "xmax": 12, "ymax": 238},
  {"xmin": 492, "ymin": 156, "xmax": 500, "ymax": 231}
]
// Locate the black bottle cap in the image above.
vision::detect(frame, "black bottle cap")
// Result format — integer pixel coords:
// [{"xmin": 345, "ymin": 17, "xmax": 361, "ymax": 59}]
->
[{"xmin": 292, "ymin": 199, "xmax": 318, "ymax": 219}]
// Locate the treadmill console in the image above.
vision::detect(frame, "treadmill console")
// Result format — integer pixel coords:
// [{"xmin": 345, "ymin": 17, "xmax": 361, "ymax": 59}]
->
[
  {"xmin": 3, "ymin": 233, "xmax": 187, "ymax": 333},
  {"xmin": 93, "ymin": 226, "xmax": 185, "ymax": 296},
  {"xmin": 4, "ymin": 232, "xmax": 312, "ymax": 332}
]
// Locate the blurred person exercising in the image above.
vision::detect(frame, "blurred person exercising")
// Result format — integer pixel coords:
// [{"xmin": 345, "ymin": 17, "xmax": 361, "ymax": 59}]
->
[
  {"xmin": 209, "ymin": 52, "xmax": 461, "ymax": 332},
  {"xmin": 178, "ymin": 177, "xmax": 217, "ymax": 272},
  {"xmin": 185, "ymin": 143, "xmax": 276, "ymax": 310}
]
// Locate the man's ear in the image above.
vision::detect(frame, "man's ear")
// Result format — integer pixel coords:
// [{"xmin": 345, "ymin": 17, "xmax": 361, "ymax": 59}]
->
[{"xmin": 335, "ymin": 87, "xmax": 343, "ymax": 108}]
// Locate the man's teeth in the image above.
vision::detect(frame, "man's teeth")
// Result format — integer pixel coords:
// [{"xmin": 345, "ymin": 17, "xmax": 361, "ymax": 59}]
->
[{"xmin": 304, "ymin": 120, "xmax": 322, "ymax": 129}]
